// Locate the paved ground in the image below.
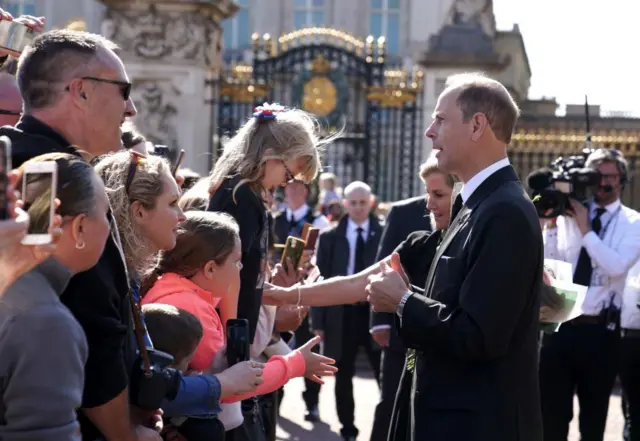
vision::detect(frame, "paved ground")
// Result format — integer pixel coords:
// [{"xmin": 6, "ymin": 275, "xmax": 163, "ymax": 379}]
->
[{"xmin": 276, "ymin": 369, "xmax": 626, "ymax": 441}]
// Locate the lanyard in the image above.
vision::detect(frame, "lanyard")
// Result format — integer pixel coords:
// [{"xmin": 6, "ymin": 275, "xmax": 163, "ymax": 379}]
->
[{"xmin": 594, "ymin": 205, "xmax": 621, "ymax": 240}]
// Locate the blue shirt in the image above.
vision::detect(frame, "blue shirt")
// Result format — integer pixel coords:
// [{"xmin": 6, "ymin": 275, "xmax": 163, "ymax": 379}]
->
[{"xmin": 130, "ymin": 281, "xmax": 222, "ymax": 417}]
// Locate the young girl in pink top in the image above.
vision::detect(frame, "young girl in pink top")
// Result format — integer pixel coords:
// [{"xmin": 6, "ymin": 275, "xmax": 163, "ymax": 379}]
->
[{"xmin": 141, "ymin": 211, "xmax": 335, "ymax": 405}]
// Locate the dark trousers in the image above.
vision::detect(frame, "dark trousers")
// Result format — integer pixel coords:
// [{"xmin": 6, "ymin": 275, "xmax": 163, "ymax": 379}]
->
[
  {"xmin": 620, "ymin": 332, "xmax": 640, "ymax": 441},
  {"xmin": 278, "ymin": 316, "xmax": 321, "ymax": 411},
  {"xmin": 226, "ymin": 397, "xmax": 266, "ymax": 441},
  {"xmin": 259, "ymin": 392, "xmax": 277, "ymax": 441},
  {"xmin": 539, "ymin": 322, "xmax": 620, "ymax": 441},
  {"xmin": 174, "ymin": 417, "xmax": 225, "ymax": 441},
  {"xmin": 336, "ymin": 304, "xmax": 381, "ymax": 438},
  {"xmin": 370, "ymin": 347, "xmax": 405, "ymax": 441}
]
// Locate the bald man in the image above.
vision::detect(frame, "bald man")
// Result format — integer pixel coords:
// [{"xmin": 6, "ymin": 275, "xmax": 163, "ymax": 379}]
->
[{"xmin": 0, "ymin": 73, "xmax": 22, "ymax": 126}]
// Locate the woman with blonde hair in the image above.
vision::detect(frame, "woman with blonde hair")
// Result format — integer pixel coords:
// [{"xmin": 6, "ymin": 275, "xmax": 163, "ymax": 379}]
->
[{"xmin": 196, "ymin": 103, "xmax": 338, "ymax": 441}]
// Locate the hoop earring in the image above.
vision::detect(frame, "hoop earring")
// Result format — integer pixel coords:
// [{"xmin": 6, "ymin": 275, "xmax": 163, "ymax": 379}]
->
[{"xmin": 75, "ymin": 241, "xmax": 86, "ymax": 250}]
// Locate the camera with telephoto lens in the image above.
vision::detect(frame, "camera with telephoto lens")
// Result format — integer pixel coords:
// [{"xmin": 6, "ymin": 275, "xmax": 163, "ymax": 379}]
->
[
  {"xmin": 527, "ymin": 148, "xmax": 601, "ymax": 218},
  {"xmin": 130, "ymin": 347, "xmax": 181, "ymax": 410}
]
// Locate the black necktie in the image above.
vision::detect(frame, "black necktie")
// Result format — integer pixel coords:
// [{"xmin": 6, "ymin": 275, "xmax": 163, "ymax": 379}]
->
[
  {"xmin": 573, "ymin": 207, "xmax": 606, "ymax": 286},
  {"xmin": 354, "ymin": 227, "xmax": 366, "ymax": 274},
  {"xmin": 288, "ymin": 213, "xmax": 297, "ymax": 233},
  {"xmin": 450, "ymin": 194, "xmax": 463, "ymax": 226}
]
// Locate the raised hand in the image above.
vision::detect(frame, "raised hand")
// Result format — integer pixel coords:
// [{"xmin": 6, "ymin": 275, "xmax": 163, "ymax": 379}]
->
[{"xmin": 298, "ymin": 335, "xmax": 337, "ymax": 384}]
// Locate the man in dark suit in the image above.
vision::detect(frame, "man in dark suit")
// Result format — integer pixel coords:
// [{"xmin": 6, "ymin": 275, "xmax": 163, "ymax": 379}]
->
[
  {"xmin": 272, "ymin": 180, "xmax": 329, "ymax": 421},
  {"xmin": 312, "ymin": 181, "xmax": 383, "ymax": 441},
  {"xmin": 366, "ymin": 73, "xmax": 543, "ymax": 441},
  {"xmin": 369, "ymin": 196, "xmax": 431, "ymax": 441}
]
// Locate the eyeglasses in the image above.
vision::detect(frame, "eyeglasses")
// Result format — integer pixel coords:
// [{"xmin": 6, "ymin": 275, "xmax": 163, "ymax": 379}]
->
[
  {"xmin": 83, "ymin": 76, "xmax": 132, "ymax": 100},
  {"xmin": 66, "ymin": 76, "xmax": 132, "ymax": 101},
  {"xmin": 125, "ymin": 150, "xmax": 147, "ymax": 195},
  {"xmin": 283, "ymin": 163, "xmax": 295, "ymax": 183}
]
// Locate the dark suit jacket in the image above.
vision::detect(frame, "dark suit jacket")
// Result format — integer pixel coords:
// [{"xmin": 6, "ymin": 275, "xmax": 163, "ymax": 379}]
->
[
  {"xmin": 371, "ymin": 196, "xmax": 431, "ymax": 352},
  {"xmin": 390, "ymin": 166, "xmax": 543, "ymax": 441},
  {"xmin": 310, "ymin": 214, "xmax": 383, "ymax": 361}
]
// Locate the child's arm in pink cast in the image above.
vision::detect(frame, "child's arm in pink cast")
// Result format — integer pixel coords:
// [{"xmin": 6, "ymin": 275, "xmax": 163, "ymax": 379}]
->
[{"xmin": 220, "ymin": 350, "xmax": 306, "ymax": 403}]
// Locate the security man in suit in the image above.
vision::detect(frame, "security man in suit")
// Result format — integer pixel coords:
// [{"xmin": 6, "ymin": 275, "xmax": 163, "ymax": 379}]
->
[
  {"xmin": 312, "ymin": 181, "xmax": 383, "ymax": 441},
  {"xmin": 541, "ymin": 148, "xmax": 640, "ymax": 441},
  {"xmin": 272, "ymin": 180, "xmax": 329, "ymax": 421},
  {"xmin": 369, "ymin": 195, "xmax": 431, "ymax": 441}
]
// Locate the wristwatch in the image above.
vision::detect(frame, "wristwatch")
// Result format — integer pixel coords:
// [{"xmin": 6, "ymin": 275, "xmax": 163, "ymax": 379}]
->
[{"xmin": 396, "ymin": 290, "xmax": 413, "ymax": 318}]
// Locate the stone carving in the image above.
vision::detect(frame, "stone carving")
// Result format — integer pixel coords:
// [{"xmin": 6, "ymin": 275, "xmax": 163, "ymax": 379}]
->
[
  {"xmin": 448, "ymin": 0, "xmax": 495, "ymax": 36},
  {"xmin": 101, "ymin": 4, "xmax": 220, "ymax": 67},
  {"xmin": 130, "ymin": 81, "xmax": 180, "ymax": 153}
]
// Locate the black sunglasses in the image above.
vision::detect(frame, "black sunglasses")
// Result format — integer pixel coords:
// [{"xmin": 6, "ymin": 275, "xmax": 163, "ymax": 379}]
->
[
  {"xmin": 125, "ymin": 150, "xmax": 146, "ymax": 195},
  {"xmin": 66, "ymin": 76, "xmax": 132, "ymax": 101},
  {"xmin": 83, "ymin": 76, "xmax": 132, "ymax": 100}
]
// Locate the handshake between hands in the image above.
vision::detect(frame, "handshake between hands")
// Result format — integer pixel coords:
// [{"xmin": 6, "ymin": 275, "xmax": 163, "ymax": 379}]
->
[{"xmin": 366, "ymin": 252, "xmax": 411, "ymax": 314}]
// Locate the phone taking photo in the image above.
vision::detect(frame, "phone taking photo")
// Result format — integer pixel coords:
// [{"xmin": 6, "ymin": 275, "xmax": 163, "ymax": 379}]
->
[
  {"xmin": 0, "ymin": 136, "xmax": 11, "ymax": 220},
  {"xmin": 280, "ymin": 236, "xmax": 306, "ymax": 268},
  {"xmin": 21, "ymin": 161, "xmax": 57, "ymax": 245},
  {"xmin": 226, "ymin": 319, "xmax": 250, "ymax": 366}
]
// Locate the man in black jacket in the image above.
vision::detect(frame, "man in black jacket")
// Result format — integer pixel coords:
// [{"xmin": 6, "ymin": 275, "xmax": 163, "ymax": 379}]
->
[
  {"xmin": 3, "ymin": 29, "xmax": 162, "ymax": 441},
  {"xmin": 367, "ymin": 73, "xmax": 543, "ymax": 441},
  {"xmin": 369, "ymin": 195, "xmax": 431, "ymax": 441},
  {"xmin": 312, "ymin": 181, "xmax": 383, "ymax": 441}
]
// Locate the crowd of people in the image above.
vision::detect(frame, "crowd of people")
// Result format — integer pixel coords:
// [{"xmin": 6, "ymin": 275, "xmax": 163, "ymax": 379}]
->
[{"xmin": 1, "ymin": 8, "xmax": 640, "ymax": 441}]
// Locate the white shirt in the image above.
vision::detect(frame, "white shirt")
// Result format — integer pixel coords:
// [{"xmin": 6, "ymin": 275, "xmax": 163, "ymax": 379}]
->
[
  {"xmin": 460, "ymin": 157, "xmax": 511, "ymax": 203},
  {"xmin": 285, "ymin": 204, "xmax": 331, "ymax": 231},
  {"xmin": 543, "ymin": 199, "xmax": 640, "ymax": 323},
  {"xmin": 346, "ymin": 217, "xmax": 370, "ymax": 276}
]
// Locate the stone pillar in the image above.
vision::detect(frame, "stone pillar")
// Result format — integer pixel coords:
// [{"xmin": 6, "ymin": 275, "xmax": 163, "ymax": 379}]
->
[{"xmin": 99, "ymin": 0, "xmax": 237, "ymax": 175}]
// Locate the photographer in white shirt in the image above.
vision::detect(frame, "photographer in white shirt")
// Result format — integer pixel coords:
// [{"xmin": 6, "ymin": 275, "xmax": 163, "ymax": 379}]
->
[
  {"xmin": 540, "ymin": 148, "xmax": 640, "ymax": 441},
  {"xmin": 621, "ymin": 259, "xmax": 640, "ymax": 441}
]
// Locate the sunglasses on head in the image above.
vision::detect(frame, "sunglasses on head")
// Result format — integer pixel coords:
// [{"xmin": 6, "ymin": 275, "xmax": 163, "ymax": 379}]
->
[{"xmin": 125, "ymin": 150, "xmax": 147, "ymax": 194}]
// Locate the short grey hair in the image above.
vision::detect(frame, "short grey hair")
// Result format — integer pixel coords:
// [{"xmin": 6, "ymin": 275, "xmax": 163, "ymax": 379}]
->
[
  {"xmin": 343, "ymin": 180, "xmax": 372, "ymax": 200},
  {"xmin": 17, "ymin": 30, "xmax": 119, "ymax": 111},
  {"xmin": 586, "ymin": 148, "xmax": 628, "ymax": 178},
  {"xmin": 445, "ymin": 72, "xmax": 520, "ymax": 144}
]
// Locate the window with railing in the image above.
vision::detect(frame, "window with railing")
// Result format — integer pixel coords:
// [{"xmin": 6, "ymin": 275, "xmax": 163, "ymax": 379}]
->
[
  {"xmin": 293, "ymin": 0, "xmax": 325, "ymax": 29},
  {"xmin": 222, "ymin": 0, "xmax": 250, "ymax": 50},
  {"xmin": 369, "ymin": 0, "xmax": 400, "ymax": 54}
]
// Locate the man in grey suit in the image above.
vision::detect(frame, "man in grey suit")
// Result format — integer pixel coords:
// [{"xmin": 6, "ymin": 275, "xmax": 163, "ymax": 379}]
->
[{"xmin": 367, "ymin": 73, "xmax": 543, "ymax": 441}]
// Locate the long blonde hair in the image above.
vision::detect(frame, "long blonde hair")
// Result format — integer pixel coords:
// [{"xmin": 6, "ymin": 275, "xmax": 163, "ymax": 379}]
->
[
  {"xmin": 94, "ymin": 151, "xmax": 172, "ymax": 270},
  {"xmin": 207, "ymin": 106, "xmax": 338, "ymax": 201}
]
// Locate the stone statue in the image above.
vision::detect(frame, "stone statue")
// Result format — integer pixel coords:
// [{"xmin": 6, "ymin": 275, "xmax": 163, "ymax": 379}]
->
[
  {"xmin": 449, "ymin": 0, "xmax": 495, "ymax": 36},
  {"xmin": 131, "ymin": 81, "xmax": 180, "ymax": 153},
  {"xmin": 101, "ymin": 4, "xmax": 219, "ymax": 67}
]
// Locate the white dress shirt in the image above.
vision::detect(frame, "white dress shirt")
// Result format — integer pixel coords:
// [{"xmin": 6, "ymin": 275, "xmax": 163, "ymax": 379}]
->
[
  {"xmin": 543, "ymin": 199, "xmax": 640, "ymax": 321},
  {"xmin": 460, "ymin": 157, "xmax": 511, "ymax": 203},
  {"xmin": 346, "ymin": 217, "xmax": 370, "ymax": 276},
  {"xmin": 285, "ymin": 204, "xmax": 331, "ymax": 231}
]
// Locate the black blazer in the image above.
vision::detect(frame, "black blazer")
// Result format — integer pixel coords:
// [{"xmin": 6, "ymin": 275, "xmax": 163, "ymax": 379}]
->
[
  {"xmin": 371, "ymin": 196, "xmax": 431, "ymax": 352},
  {"xmin": 310, "ymin": 214, "xmax": 383, "ymax": 361},
  {"xmin": 390, "ymin": 166, "xmax": 543, "ymax": 441}
]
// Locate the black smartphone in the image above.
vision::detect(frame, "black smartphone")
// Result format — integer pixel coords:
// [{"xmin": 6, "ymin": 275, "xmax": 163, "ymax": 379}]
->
[
  {"xmin": 226, "ymin": 318, "xmax": 250, "ymax": 366},
  {"xmin": 0, "ymin": 136, "xmax": 12, "ymax": 220}
]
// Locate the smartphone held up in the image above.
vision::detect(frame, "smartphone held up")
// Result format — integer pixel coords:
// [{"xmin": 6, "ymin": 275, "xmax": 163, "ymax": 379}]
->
[{"xmin": 21, "ymin": 160, "xmax": 57, "ymax": 245}]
